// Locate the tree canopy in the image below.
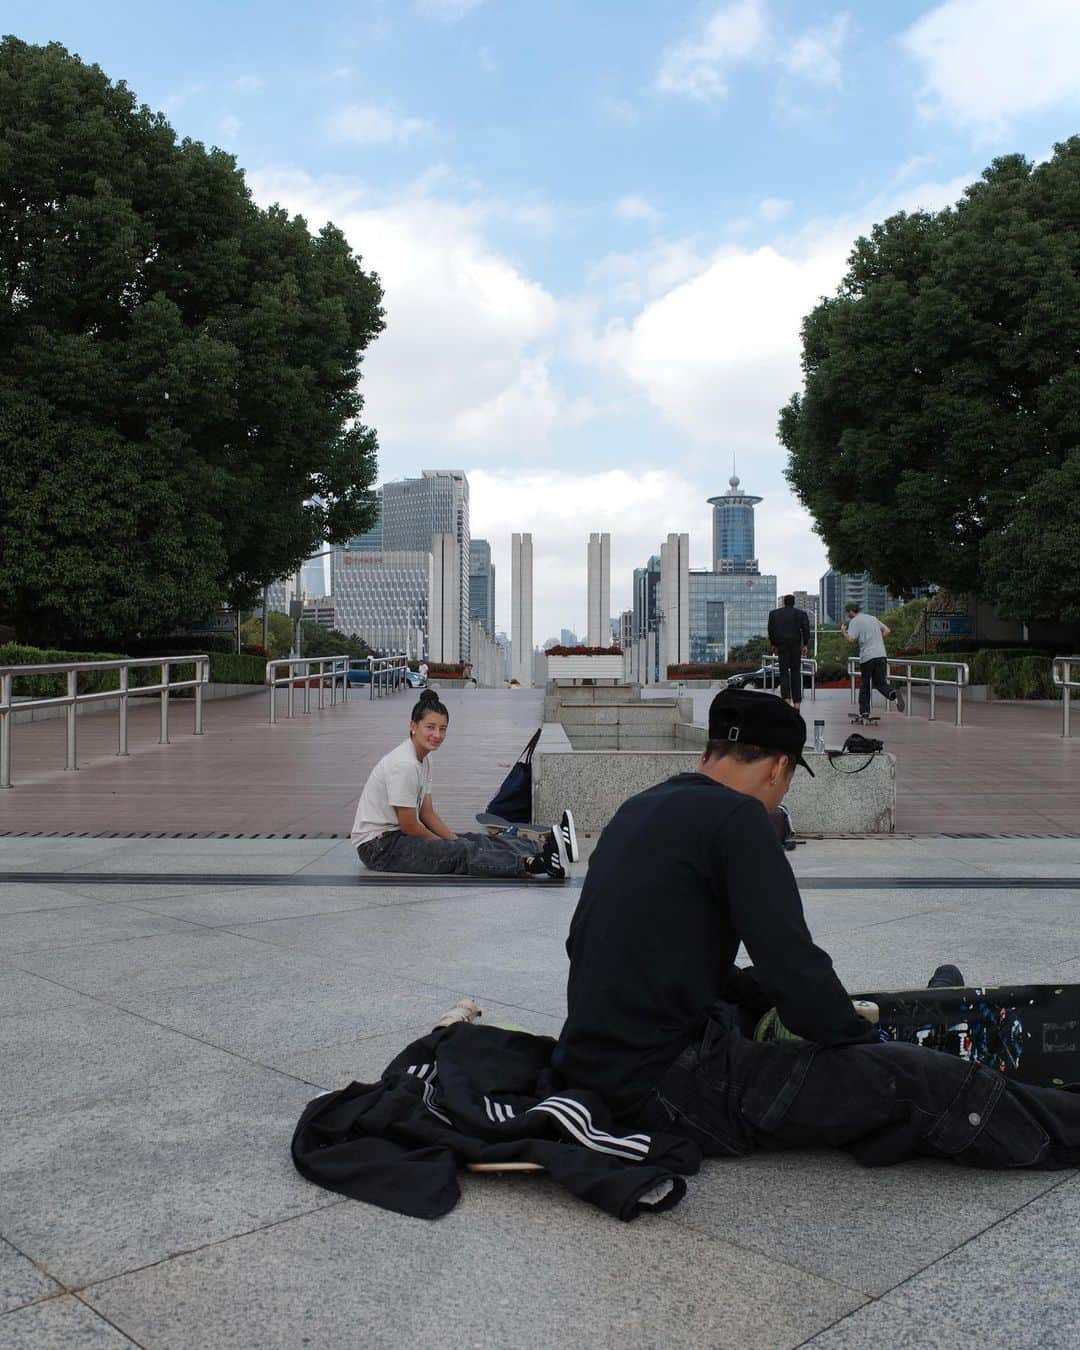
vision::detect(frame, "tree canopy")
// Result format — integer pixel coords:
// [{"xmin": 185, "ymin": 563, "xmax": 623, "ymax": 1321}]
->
[
  {"xmin": 0, "ymin": 38, "xmax": 384, "ymax": 647},
  {"xmin": 780, "ymin": 138, "xmax": 1080, "ymax": 624}
]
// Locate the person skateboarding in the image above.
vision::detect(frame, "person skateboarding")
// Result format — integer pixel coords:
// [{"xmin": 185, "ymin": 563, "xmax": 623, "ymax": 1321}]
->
[
  {"xmin": 842, "ymin": 602, "xmax": 905, "ymax": 720},
  {"xmin": 352, "ymin": 689, "xmax": 578, "ymax": 879},
  {"xmin": 552, "ymin": 689, "xmax": 1080, "ymax": 1170},
  {"xmin": 767, "ymin": 594, "xmax": 810, "ymax": 710}
]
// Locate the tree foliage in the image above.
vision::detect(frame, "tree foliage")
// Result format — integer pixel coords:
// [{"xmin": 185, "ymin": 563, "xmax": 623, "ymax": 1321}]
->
[
  {"xmin": 780, "ymin": 139, "xmax": 1080, "ymax": 624},
  {"xmin": 0, "ymin": 38, "xmax": 384, "ymax": 647}
]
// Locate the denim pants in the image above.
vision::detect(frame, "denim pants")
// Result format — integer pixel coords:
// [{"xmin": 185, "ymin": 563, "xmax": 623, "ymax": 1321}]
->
[
  {"xmin": 776, "ymin": 644, "xmax": 804, "ymax": 703},
  {"xmin": 641, "ymin": 1014, "xmax": 1080, "ymax": 1170},
  {"xmin": 357, "ymin": 829, "xmax": 540, "ymax": 878},
  {"xmin": 859, "ymin": 657, "xmax": 896, "ymax": 717}
]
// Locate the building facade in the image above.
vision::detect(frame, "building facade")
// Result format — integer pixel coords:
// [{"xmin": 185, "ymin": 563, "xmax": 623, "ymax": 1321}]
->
[
  {"xmin": 689, "ymin": 572, "xmax": 778, "ymax": 661},
  {"xmin": 707, "ymin": 475, "xmax": 762, "ymax": 574},
  {"xmin": 586, "ymin": 532, "xmax": 611, "ymax": 647},
  {"xmin": 792, "ymin": 589, "xmax": 820, "ymax": 622},
  {"xmin": 511, "ymin": 532, "xmax": 533, "ymax": 686},
  {"xmin": 468, "ymin": 539, "xmax": 496, "ymax": 638},
  {"xmin": 331, "ymin": 549, "xmax": 431, "ymax": 656},
  {"xmin": 632, "ymin": 555, "xmax": 661, "ymax": 641},
  {"xmin": 660, "ymin": 532, "xmax": 690, "ymax": 670},
  {"xmin": 819, "ymin": 570, "xmax": 896, "ymax": 623},
  {"xmin": 429, "ymin": 532, "xmax": 461, "ymax": 664}
]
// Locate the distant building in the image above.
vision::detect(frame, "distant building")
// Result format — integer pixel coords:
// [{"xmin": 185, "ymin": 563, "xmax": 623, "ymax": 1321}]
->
[
  {"xmin": 707, "ymin": 475, "xmax": 761, "ymax": 574},
  {"xmin": 632, "ymin": 555, "xmax": 661, "ymax": 640},
  {"xmin": 494, "ymin": 631, "xmax": 512, "ymax": 681},
  {"xmin": 560, "ymin": 628, "xmax": 580, "ymax": 647},
  {"xmin": 819, "ymin": 570, "xmax": 896, "ymax": 623},
  {"xmin": 300, "ymin": 597, "xmax": 336, "ymax": 631},
  {"xmin": 689, "ymin": 572, "xmax": 778, "ymax": 662},
  {"xmin": 468, "ymin": 539, "xmax": 496, "ymax": 638},
  {"xmin": 618, "ymin": 610, "xmax": 634, "ymax": 651},
  {"xmin": 792, "ymin": 590, "xmax": 819, "ymax": 622},
  {"xmin": 331, "ymin": 549, "xmax": 431, "ymax": 656}
]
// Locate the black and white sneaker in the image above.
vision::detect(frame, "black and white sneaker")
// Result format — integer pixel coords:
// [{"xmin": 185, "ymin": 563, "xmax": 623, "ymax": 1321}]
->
[
  {"xmin": 525, "ymin": 828, "xmax": 568, "ymax": 879},
  {"xmin": 894, "ymin": 688, "xmax": 906, "ymax": 713},
  {"xmin": 559, "ymin": 809, "xmax": 579, "ymax": 863}
]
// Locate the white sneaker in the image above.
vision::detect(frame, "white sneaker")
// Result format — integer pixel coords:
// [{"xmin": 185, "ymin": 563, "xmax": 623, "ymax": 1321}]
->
[{"xmin": 559, "ymin": 809, "xmax": 579, "ymax": 863}]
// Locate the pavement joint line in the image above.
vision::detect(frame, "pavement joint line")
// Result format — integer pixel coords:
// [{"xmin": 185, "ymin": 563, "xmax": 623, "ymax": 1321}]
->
[
  {"xmin": 5, "ymin": 871, "xmax": 1080, "ymax": 889},
  {"xmin": 69, "ymin": 1291, "xmax": 145, "ymax": 1348},
  {"xmin": 795, "ymin": 1164, "xmax": 1080, "ymax": 1347}
]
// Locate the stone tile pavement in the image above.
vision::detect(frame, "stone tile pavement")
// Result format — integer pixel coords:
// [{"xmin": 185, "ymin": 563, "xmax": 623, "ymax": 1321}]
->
[{"xmin": 4, "ymin": 830, "xmax": 1080, "ymax": 1348}]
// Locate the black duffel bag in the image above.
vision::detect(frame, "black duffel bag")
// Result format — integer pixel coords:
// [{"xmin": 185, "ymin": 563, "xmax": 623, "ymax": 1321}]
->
[{"xmin": 486, "ymin": 728, "xmax": 542, "ymax": 822}]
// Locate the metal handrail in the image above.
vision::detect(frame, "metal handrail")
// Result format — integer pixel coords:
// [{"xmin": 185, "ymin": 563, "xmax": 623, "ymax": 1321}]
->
[
  {"xmin": 0, "ymin": 655, "xmax": 209, "ymax": 788},
  {"xmin": 763, "ymin": 654, "xmax": 817, "ymax": 701},
  {"xmin": 266, "ymin": 655, "xmax": 350, "ymax": 724},
  {"xmin": 364, "ymin": 655, "xmax": 409, "ymax": 700},
  {"xmin": 848, "ymin": 657, "xmax": 969, "ymax": 726},
  {"xmin": 1052, "ymin": 656, "xmax": 1080, "ymax": 738}
]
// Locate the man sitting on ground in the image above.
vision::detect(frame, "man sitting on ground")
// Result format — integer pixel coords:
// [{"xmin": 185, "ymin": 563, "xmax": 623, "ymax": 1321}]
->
[{"xmin": 552, "ymin": 689, "xmax": 1080, "ymax": 1170}]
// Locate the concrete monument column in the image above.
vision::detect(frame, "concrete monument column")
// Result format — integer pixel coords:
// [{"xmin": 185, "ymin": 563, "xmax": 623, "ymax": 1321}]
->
[
  {"xmin": 586, "ymin": 532, "xmax": 611, "ymax": 648},
  {"xmin": 511, "ymin": 532, "xmax": 533, "ymax": 686}
]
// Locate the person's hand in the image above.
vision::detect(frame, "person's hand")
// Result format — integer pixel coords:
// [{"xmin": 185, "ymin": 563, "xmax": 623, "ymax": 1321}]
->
[{"xmin": 801, "ymin": 645, "xmax": 808, "ymax": 656}]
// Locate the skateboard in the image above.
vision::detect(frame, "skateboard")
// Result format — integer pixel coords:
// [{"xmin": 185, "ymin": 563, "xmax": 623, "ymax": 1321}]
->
[
  {"xmin": 847, "ymin": 713, "xmax": 881, "ymax": 725},
  {"xmin": 757, "ymin": 985, "xmax": 1080, "ymax": 1088},
  {"xmin": 475, "ymin": 812, "xmax": 551, "ymax": 845}
]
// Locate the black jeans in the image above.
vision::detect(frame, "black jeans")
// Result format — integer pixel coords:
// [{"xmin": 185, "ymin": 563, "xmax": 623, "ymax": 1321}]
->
[
  {"xmin": 776, "ymin": 644, "xmax": 804, "ymax": 704},
  {"xmin": 641, "ymin": 1014, "xmax": 1080, "ymax": 1170},
  {"xmin": 859, "ymin": 657, "xmax": 896, "ymax": 717},
  {"xmin": 356, "ymin": 829, "xmax": 539, "ymax": 878}
]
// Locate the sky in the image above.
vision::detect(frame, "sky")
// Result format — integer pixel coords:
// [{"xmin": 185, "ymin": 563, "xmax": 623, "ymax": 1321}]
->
[{"xmin": 9, "ymin": 0, "xmax": 1080, "ymax": 640}]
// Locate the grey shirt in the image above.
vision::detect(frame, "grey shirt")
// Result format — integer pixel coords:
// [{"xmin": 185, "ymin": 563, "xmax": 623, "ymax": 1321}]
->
[{"xmin": 846, "ymin": 613, "xmax": 887, "ymax": 662}]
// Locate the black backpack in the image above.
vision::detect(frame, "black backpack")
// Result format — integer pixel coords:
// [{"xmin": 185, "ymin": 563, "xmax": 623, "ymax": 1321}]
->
[{"xmin": 486, "ymin": 728, "xmax": 542, "ymax": 822}]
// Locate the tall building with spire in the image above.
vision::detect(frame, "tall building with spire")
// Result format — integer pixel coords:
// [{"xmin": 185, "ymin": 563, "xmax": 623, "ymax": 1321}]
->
[{"xmin": 707, "ymin": 473, "xmax": 762, "ymax": 575}]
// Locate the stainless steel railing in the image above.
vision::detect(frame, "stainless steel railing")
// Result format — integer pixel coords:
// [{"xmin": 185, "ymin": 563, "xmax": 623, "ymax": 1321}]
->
[
  {"xmin": 848, "ymin": 657, "xmax": 970, "ymax": 726},
  {"xmin": 0, "ymin": 655, "xmax": 209, "ymax": 788},
  {"xmin": 266, "ymin": 656, "xmax": 350, "ymax": 723},
  {"xmin": 762, "ymin": 655, "xmax": 817, "ymax": 701},
  {"xmin": 1052, "ymin": 656, "xmax": 1080, "ymax": 738},
  {"xmin": 364, "ymin": 655, "xmax": 409, "ymax": 700}
]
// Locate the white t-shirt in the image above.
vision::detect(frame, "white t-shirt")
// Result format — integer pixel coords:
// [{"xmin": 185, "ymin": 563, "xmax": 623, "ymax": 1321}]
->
[
  {"xmin": 418, "ymin": 662, "xmax": 429, "ymax": 678},
  {"xmin": 847, "ymin": 613, "xmax": 887, "ymax": 662},
  {"xmin": 350, "ymin": 738, "xmax": 432, "ymax": 846}
]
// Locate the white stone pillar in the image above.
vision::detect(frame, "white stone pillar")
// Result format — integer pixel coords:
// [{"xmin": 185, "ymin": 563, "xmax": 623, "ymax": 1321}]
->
[
  {"xmin": 511, "ymin": 532, "xmax": 533, "ymax": 686},
  {"xmin": 429, "ymin": 533, "xmax": 460, "ymax": 664},
  {"xmin": 586, "ymin": 532, "xmax": 611, "ymax": 648},
  {"xmin": 660, "ymin": 532, "xmax": 690, "ymax": 674}
]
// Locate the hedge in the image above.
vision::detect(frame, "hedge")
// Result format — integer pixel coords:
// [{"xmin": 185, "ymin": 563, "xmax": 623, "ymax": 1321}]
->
[
  {"xmin": 0, "ymin": 643, "xmax": 266, "ymax": 695},
  {"xmin": 667, "ymin": 662, "xmax": 756, "ymax": 680},
  {"xmin": 208, "ymin": 652, "xmax": 267, "ymax": 685}
]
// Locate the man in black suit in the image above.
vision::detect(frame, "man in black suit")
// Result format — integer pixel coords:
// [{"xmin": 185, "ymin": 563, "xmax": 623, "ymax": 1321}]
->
[{"xmin": 767, "ymin": 594, "xmax": 810, "ymax": 709}]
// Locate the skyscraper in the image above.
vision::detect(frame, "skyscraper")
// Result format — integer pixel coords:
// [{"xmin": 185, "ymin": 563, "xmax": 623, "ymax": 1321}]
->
[
  {"xmin": 469, "ymin": 539, "xmax": 496, "ymax": 638},
  {"xmin": 707, "ymin": 475, "xmax": 762, "ymax": 574},
  {"xmin": 819, "ymin": 570, "xmax": 896, "ymax": 623},
  {"xmin": 632, "ymin": 555, "xmax": 661, "ymax": 640},
  {"xmin": 586, "ymin": 532, "xmax": 611, "ymax": 647}
]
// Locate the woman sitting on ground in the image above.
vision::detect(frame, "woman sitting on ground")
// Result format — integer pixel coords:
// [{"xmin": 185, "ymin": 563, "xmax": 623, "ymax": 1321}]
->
[{"xmin": 351, "ymin": 689, "xmax": 577, "ymax": 879}]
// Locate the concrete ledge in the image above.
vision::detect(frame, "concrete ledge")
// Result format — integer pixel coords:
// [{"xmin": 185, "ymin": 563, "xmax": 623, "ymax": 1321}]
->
[{"xmin": 533, "ymin": 728, "xmax": 896, "ymax": 835}]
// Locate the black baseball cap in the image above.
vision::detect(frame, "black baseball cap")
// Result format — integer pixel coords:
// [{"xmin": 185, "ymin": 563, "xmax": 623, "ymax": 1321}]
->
[{"xmin": 708, "ymin": 688, "xmax": 815, "ymax": 776}]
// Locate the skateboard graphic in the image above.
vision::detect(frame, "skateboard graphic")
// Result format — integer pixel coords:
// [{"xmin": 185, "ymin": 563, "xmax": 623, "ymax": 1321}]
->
[{"xmin": 757, "ymin": 985, "xmax": 1080, "ymax": 1088}]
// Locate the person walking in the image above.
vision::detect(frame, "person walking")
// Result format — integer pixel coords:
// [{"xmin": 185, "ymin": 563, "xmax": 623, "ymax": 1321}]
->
[
  {"xmin": 767, "ymin": 594, "xmax": 810, "ymax": 710},
  {"xmin": 842, "ymin": 602, "xmax": 905, "ymax": 719}
]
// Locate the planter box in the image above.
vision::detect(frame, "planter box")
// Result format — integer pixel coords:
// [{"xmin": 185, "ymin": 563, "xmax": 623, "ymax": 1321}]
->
[{"xmin": 546, "ymin": 656, "xmax": 624, "ymax": 682}]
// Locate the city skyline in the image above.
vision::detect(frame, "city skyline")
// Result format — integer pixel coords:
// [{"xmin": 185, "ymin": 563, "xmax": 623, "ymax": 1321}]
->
[{"xmin": 20, "ymin": 2, "xmax": 1079, "ymax": 642}]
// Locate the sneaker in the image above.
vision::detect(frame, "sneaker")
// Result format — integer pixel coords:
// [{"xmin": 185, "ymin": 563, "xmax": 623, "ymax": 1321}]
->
[
  {"xmin": 525, "ymin": 828, "xmax": 567, "ymax": 879},
  {"xmin": 559, "ymin": 809, "xmax": 579, "ymax": 863},
  {"xmin": 894, "ymin": 688, "xmax": 906, "ymax": 713},
  {"xmin": 927, "ymin": 963, "xmax": 965, "ymax": 989}
]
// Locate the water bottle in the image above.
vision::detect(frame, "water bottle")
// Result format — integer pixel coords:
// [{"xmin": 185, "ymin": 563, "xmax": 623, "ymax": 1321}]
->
[{"xmin": 813, "ymin": 720, "xmax": 826, "ymax": 754}]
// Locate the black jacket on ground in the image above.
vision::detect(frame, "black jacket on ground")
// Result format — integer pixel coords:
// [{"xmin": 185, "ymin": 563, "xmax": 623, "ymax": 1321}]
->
[
  {"xmin": 552, "ymin": 774, "xmax": 875, "ymax": 1117},
  {"xmin": 292, "ymin": 1022, "xmax": 700, "ymax": 1221},
  {"xmin": 768, "ymin": 605, "xmax": 810, "ymax": 648}
]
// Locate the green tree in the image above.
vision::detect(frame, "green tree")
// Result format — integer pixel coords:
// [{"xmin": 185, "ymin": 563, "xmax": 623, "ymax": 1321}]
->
[
  {"xmin": 240, "ymin": 612, "xmax": 292, "ymax": 658},
  {"xmin": 0, "ymin": 39, "xmax": 383, "ymax": 648},
  {"xmin": 729, "ymin": 635, "xmax": 771, "ymax": 663},
  {"xmin": 780, "ymin": 139, "xmax": 1080, "ymax": 624}
]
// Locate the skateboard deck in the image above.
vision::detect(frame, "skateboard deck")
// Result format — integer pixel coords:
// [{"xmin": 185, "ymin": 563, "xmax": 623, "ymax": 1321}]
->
[
  {"xmin": 476, "ymin": 812, "xmax": 551, "ymax": 844},
  {"xmin": 848, "ymin": 713, "xmax": 880, "ymax": 724},
  {"xmin": 758, "ymin": 985, "xmax": 1080, "ymax": 1088}
]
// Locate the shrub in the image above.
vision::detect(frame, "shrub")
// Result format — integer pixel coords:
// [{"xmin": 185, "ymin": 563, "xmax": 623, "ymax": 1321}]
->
[
  {"xmin": 990, "ymin": 654, "xmax": 1055, "ymax": 700},
  {"xmin": 667, "ymin": 663, "xmax": 756, "ymax": 680},
  {"xmin": 208, "ymin": 652, "xmax": 268, "ymax": 685},
  {"xmin": 126, "ymin": 633, "xmax": 236, "ymax": 656},
  {"xmin": 0, "ymin": 642, "xmax": 154, "ymax": 697},
  {"xmin": 546, "ymin": 645, "xmax": 622, "ymax": 656}
]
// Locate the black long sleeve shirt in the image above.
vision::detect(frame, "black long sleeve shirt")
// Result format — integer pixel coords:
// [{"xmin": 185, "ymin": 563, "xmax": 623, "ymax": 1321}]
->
[
  {"xmin": 553, "ymin": 774, "xmax": 873, "ymax": 1116},
  {"xmin": 767, "ymin": 606, "xmax": 810, "ymax": 648}
]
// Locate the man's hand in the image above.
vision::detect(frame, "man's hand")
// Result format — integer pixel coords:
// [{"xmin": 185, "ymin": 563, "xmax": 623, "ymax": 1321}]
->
[{"xmin": 801, "ymin": 645, "xmax": 808, "ymax": 657}]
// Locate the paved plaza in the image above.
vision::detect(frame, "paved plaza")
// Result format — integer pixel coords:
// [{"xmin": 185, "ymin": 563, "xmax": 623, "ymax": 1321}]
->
[{"xmin": 2, "ymin": 686, "xmax": 1080, "ymax": 1347}]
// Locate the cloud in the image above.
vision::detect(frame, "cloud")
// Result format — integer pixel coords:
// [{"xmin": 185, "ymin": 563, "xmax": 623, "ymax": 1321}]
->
[
  {"xmin": 779, "ymin": 12, "xmax": 851, "ymax": 88},
  {"xmin": 656, "ymin": 0, "xmax": 768, "ymax": 101},
  {"xmin": 613, "ymin": 194, "xmax": 663, "ymax": 227},
  {"xmin": 415, "ymin": 0, "xmax": 486, "ymax": 19},
  {"xmin": 756, "ymin": 196, "xmax": 792, "ymax": 223},
  {"xmin": 247, "ymin": 168, "xmax": 578, "ymax": 464},
  {"xmin": 903, "ymin": 0, "xmax": 1080, "ymax": 137},
  {"xmin": 219, "ymin": 114, "xmax": 241, "ymax": 144},
  {"xmin": 230, "ymin": 75, "xmax": 264, "ymax": 94},
  {"xmin": 327, "ymin": 103, "xmax": 433, "ymax": 147}
]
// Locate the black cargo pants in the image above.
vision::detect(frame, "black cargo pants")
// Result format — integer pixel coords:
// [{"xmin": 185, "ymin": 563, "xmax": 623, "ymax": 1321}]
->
[
  {"xmin": 642, "ymin": 1013, "xmax": 1080, "ymax": 1170},
  {"xmin": 776, "ymin": 643, "xmax": 804, "ymax": 704}
]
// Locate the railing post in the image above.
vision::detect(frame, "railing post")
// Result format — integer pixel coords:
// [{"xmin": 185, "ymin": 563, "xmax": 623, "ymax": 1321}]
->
[
  {"xmin": 928, "ymin": 665, "xmax": 936, "ymax": 722},
  {"xmin": 268, "ymin": 663, "xmax": 277, "ymax": 724},
  {"xmin": 118, "ymin": 664, "xmax": 129, "ymax": 756},
  {"xmin": 65, "ymin": 669, "xmax": 78, "ymax": 769},
  {"xmin": 318, "ymin": 660, "xmax": 326, "ymax": 711},
  {"xmin": 303, "ymin": 661, "xmax": 312, "ymax": 714},
  {"xmin": 194, "ymin": 657, "xmax": 205, "ymax": 735},
  {"xmin": 369, "ymin": 656, "xmax": 375, "ymax": 701},
  {"xmin": 906, "ymin": 668, "xmax": 913, "ymax": 715},
  {"xmin": 0, "ymin": 673, "xmax": 12, "ymax": 788},
  {"xmin": 288, "ymin": 663, "xmax": 295, "ymax": 719},
  {"xmin": 956, "ymin": 680, "xmax": 963, "ymax": 727},
  {"xmin": 1064, "ymin": 660, "xmax": 1072, "ymax": 739},
  {"xmin": 159, "ymin": 661, "xmax": 170, "ymax": 744}
]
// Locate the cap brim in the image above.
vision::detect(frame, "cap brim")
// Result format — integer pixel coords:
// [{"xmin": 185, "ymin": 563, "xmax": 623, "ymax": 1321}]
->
[{"xmin": 796, "ymin": 753, "xmax": 815, "ymax": 778}]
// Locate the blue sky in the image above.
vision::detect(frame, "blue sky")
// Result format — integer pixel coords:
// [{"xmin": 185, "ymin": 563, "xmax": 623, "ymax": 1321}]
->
[{"xmin": 9, "ymin": 0, "xmax": 1080, "ymax": 637}]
